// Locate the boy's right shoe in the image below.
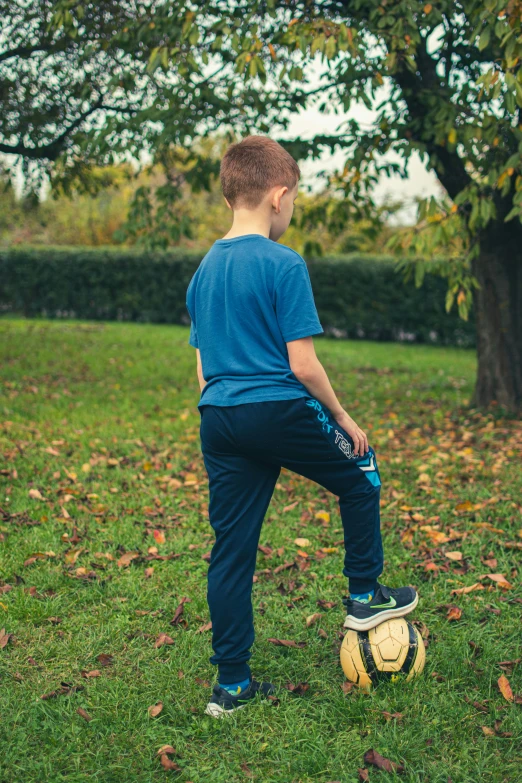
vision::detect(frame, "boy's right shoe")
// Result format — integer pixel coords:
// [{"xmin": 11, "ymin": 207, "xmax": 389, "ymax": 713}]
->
[
  {"xmin": 343, "ymin": 582, "xmax": 418, "ymax": 631},
  {"xmin": 204, "ymin": 678, "xmax": 276, "ymax": 718}
]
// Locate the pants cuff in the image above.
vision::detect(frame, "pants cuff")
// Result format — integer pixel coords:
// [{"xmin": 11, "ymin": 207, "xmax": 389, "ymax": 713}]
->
[
  {"xmin": 348, "ymin": 577, "xmax": 378, "ymax": 595},
  {"xmin": 217, "ymin": 662, "xmax": 251, "ymax": 684}
]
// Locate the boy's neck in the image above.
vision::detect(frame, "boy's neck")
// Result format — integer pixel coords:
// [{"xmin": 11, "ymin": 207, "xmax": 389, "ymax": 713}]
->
[{"xmin": 222, "ymin": 208, "xmax": 271, "ymax": 240}]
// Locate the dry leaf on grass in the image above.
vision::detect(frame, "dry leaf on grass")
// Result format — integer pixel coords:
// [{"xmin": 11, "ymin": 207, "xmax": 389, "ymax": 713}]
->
[
  {"xmin": 451, "ymin": 583, "xmax": 484, "ymax": 595},
  {"xmin": 497, "ymin": 675, "xmax": 514, "ymax": 702},
  {"xmin": 294, "ymin": 538, "xmax": 310, "ymax": 547},
  {"xmin": 28, "ymin": 489, "xmax": 44, "ymax": 500},
  {"xmin": 364, "ymin": 748, "xmax": 404, "ymax": 773},
  {"xmin": 283, "ymin": 682, "xmax": 309, "ymax": 696},
  {"xmin": 485, "ymin": 573, "xmax": 513, "ymax": 589},
  {"xmin": 160, "ymin": 754, "xmax": 181, "ymax": 771},
  {"xmin": 96, "ymin": 653, "xmax": 114, "ymax": 667},
  {"xmin": 148, "ymin": 701, "xmax": 163, "ymax": 717},
  {"xmin": 445, "ymin": 551, "xmax": 463, "ymax": 561},
  {"xmin": 0, "ymin": 628, "xmax": 11, "ymax": 649},
  {"xmin": 382, "ymin": 711, "xmax": 404, "ymax": 721},
  {"xmin": 447, "ymin": 606, "xmax": 462, "ymax": 621},
  {"xmin": 117, "ymin": 551, "xmax": 140, "ymax": 568},
  {"xmin": 267, "ymin": 638, "xmax": 306, "ymax": 648},
  {"xmin": 170, "ymin": 596, "xmax": 190, "ymax": 626},
  {"xmin": 77, "ymin": 707, "xmax": 92, "ymax": 722},
  {"xmin": 154, "ymin": 633, "xmax": 175, "ymax": 648},
  {"xmin": 306, "ymin": 613, "xmax": 322, "ymax": 628}
]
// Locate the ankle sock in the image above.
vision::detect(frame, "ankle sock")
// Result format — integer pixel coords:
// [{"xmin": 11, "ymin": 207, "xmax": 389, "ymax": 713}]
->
[
  {"xmin": 219, "ymin": 677, "xmax": 250, "ymax": 695},
  {"xmin": 350, "ymin": 590, "xmax": 375, "ymax": 603}
]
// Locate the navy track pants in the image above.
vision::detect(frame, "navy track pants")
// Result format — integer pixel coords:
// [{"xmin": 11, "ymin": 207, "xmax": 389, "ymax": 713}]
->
[{"xmin": 199, "ymin": 394, "xmax": 383, "ymax": 683}]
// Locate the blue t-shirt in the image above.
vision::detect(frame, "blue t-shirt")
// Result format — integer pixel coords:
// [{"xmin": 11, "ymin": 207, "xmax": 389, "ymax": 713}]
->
[{"xmin": 185, "ymin": 234, "xmax": 324, "ymax": 408}]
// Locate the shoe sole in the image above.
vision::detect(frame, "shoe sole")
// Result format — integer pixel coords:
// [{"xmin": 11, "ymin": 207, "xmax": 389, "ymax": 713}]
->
[
  {"xmin": 343, "ymin": 594, "xmax": 419, "ymax": 631},
  {"xmin": 204, "ymin": 702, "xmax": 249, "ymax": 718}
]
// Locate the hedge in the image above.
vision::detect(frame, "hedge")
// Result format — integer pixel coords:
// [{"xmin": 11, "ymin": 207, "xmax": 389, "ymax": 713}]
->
[{"xmin": 0, "ymin": 245, "xmax": 476, "ymax": 346}]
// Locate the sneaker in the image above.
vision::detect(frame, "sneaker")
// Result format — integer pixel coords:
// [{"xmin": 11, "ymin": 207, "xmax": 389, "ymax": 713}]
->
[
  {"xmin": 342, "ymin": 582, "xmax": 418, "ymax": 631},
  {"xmin": 204, "ymin": 678, "xmax": 276, "ymax": 718}
]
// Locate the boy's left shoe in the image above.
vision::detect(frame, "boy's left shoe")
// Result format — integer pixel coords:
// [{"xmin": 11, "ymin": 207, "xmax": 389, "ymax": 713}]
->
[
  {"xmin": 205, "ymin": 678, "xmax": 276, "ymax": 718},
  {"xmin": 343, "ymin": 582, "xmax": 418, "ymax": 631}
]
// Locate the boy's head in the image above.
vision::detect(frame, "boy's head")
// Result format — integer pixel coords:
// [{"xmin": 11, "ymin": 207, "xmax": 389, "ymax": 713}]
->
[{"xmin": 220, "ymin": 135, "xmax": 300, "ymax": 241}]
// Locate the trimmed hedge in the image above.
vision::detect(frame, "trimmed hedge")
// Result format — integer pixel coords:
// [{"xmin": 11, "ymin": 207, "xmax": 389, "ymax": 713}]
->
[{"xmin": 0, "ymin": 245, "xmax": 475, "ymax": 346}]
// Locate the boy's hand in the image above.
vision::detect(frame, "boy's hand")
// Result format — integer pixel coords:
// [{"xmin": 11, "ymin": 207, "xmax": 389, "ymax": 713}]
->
[{"xmin": 334, "ymin": 411, "xmax": 369, "ymax": 457}]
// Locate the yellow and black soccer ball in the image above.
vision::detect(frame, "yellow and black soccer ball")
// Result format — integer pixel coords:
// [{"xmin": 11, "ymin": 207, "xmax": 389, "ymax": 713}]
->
[{"xmin": 340, "ymin": 618, "xmax": 425, "ymax": 689}]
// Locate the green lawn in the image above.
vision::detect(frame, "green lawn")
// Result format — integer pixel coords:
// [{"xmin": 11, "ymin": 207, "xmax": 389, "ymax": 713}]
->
[{"xmin": 0, "ymin": 319, "xmax": 520, "ymax": 783}]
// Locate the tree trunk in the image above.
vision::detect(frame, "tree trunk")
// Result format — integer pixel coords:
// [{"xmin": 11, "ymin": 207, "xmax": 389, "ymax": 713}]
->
[{"xmin": 472, "ymin": 224, "xmax": 522, "ymax": 412}]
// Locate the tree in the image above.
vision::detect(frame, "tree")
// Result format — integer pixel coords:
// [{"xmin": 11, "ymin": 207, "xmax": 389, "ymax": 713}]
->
[{"xmin": 1, "ymin": 1, "xmax": 521, "ymax": 410}]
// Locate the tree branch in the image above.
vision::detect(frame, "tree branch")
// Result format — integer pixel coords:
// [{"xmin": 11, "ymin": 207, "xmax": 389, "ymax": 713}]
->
[
  {"xmin": 0, "ymin": 39, "xmax": 70, "ymax": 63},
  {"xmin": 0, "ymin": 96, "xmax": 110, "ymax": 161},
  {"xmin": 393, "ymin": 37, "xmax": 472, "ymax": 200}
]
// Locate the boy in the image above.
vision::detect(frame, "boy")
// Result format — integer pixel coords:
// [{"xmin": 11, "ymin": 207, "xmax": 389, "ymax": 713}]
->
[{"xmin": 185, "ymin": 136, "xmax": 418, "ymax": 718}]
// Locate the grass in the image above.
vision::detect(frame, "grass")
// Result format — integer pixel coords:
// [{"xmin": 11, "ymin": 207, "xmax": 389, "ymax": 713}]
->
[{"xmin": 0, "ymin": 318, "xmax": 521, "ymax": 783}]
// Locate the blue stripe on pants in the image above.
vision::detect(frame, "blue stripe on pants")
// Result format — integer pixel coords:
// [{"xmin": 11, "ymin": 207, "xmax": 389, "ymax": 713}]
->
[{"xmin": 199, "ymin": 395, "xmax": 383, "ymax": 683}]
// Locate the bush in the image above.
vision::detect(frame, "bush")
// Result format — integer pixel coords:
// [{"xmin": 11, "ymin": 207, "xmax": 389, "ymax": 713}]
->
[{"xmin": 0, "ymin": 245, "xmax": 475, "ymax": 346}]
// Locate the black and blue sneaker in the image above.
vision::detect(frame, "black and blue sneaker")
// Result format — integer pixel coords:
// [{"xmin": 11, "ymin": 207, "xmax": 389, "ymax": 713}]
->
[
  {"xmin": 342, "ymin": 582, "xmax": 418, "ymax": 631},
  {"xmin": 205, "ymin": 678, "xmax": 276, "ymax": 718}
]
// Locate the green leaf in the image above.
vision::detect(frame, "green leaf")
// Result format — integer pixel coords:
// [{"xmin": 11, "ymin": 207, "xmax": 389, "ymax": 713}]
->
[{"xmin": 478, "ymin": 28, "xmax": 490, "ymax": 51}]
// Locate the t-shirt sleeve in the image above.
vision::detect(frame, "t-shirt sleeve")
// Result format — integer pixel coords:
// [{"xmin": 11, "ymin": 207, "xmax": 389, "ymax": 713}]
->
[
  {"xmin": 274, "ymin": 261, "xmax": 324, "ymax": 342},
  {"xmin": 188, "ymin": 318, "xmax": 199, "ymax": 348}
]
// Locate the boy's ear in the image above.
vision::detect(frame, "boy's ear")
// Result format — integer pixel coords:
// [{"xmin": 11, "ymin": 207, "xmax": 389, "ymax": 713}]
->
[
  {"xmin": 272, "ymin": 186, "xmax": 288, "ymax": 214},
  {"xmin": 224, "ymin": 197, "xmax": 233, "ymax": 210}
]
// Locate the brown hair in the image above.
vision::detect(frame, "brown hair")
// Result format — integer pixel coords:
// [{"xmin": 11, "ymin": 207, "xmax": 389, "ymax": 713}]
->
[{"xmin": 220, "ymin": 135, "xmax": 300, "ymax": 209}]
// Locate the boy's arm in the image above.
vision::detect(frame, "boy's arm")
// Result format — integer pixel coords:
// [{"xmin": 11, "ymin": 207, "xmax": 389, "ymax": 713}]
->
[
  {"xmin": 287, "ymin": 337, "xmax": 369, "ymax": 456},
  {"xmin": 196, "ymin": 348, "xmax": 206, "ymax": 392}
]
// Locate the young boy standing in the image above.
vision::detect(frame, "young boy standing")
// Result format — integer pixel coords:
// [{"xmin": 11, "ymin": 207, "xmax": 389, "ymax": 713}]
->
[{"xmin": 185, "ymin": 136, "xmax": 418, "ymax": 718}]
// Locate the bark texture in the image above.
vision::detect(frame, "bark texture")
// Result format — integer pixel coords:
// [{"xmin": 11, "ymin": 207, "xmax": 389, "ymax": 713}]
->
[{"xmin": 472, "ymin": 224, "xmax": 522, "ymax": 412}]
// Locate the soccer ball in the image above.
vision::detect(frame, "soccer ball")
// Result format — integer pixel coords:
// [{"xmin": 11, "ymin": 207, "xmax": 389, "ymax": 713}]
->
[{"xmin": 340, "ymin": 618, "xmax": 426, "ymax": 689}]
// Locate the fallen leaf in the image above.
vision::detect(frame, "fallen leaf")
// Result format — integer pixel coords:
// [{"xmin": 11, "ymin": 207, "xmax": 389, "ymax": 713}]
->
[
  {"xmin": 153, "ymin": 529, "xmax": 165, "ymax": 545},
  {"xmin": 148, "ymin": 701, "xmax": 163, "ymax": 717},
  {"xmin": 382, "ymin": 711, "xmax": 404, "ymax": 721},
  {"xmin": 97, "ymin": 653, "xmax": 114, "ymax": 667},
  {"xmin": 342, "ymin": 681, "xmax": 355, "ymax": 694},
  {"xmin": 154, "ymin": 633, "xmax": 175, "ymax": 648},
  {"xmin": 117, "ymin": 551, "xmax": 140, "ymax": 568},
  {"xmin": 144, "ymin": 567, "xmax": 154, "ymax": 578},
  {"xmin": 157, "ymin": 745, "xmax": 177, "ymax": 756},
  {"xmin": 267, "ymin": 638, "xmax": 306, "ymax": 648},
  {"xmin": 0, "ymin": 628, "xmax": 11, "ymax": 649},
  {"xmin": 482, "ymin": 726, "xmax": 496, "ymax": 736},
  {"xmin": 28, "ymin": 489, "xmax": 44, "ymax": 500},
  {"xmin": 447, "ymin": 606, "xmax": 462, "ymax": 621},
  {"xmin": 485, "ymin": 574, "xmax": 513, "ymax": 590},
  {"xmin": 451, "ymin": 583, "xmax": 484, "ymax": 595},
  {"xmin": 170, "ymin": 596, "xmax": 190, "ymax": 626},
  {"xmin": 364, "ymin": 748, "xmax": 404, "ymax": 774},
  {"xmin": 317, "ymin": 600, "xmax": 337, "ymax": 609},
  {"xmin": 315, "ymin": 511, "xmax": 330, "ymax": 523},
  {"xmin": 498, "ymin": 675, "xmax": 514, "ymax": 702},
  {"xmin": 294, "ymin": 538, "xmax": 310, "ymax": 547},
  {"xmin": 197, "ymin": 621, "xmax": 212, "ymax": 633},
  {"xmin": 445, "ymin": 551, "xmax": 463, "ymax": 561},
  {"xmin": 283, "ymin": 682, "xmax": 309, "ymax": 696},
  {"xmin": 160, "ymin": 754, "xmax": 181, "ymax": 771},
  {"xmin": 81, "ymin": 669, "xmax": 101, "ymax": 678},
  {"xmin": 77, "ymin": 707, "xmax": 92, "ymax": 722},
  {"xmin": 358, "ymin": 770, "xmax": 370, "ymax": 783},
  {"xmin": 306, "ymin": 613, "xmax": 322, "ymax": 628}
]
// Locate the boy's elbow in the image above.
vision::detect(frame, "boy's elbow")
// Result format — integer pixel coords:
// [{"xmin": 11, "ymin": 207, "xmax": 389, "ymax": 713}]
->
[{"xmin": 290, "ymin": 359, "xmax": 320, "ymax": 382}]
